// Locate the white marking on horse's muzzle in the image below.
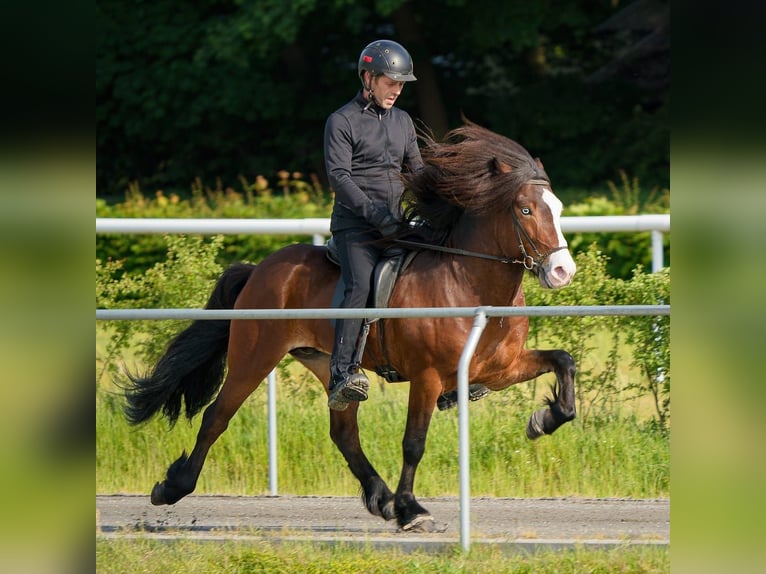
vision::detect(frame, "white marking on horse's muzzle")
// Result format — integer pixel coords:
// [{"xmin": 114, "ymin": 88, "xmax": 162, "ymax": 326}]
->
[
  {"xmin": 539, "ymin": 189, "xmax": 576, "ymax": 288},
  {"xmin": 540, "ymin": 249, "xmax": 576, "ymax": 288}
]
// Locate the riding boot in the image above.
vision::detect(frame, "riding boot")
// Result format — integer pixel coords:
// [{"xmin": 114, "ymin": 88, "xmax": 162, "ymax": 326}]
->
[
  {"xmin": 436, "ymin": 384, "xmax": 491, "ymax": 411},
  {"xmin": 328, "ymin": 318, "xmax": 370, "ymax": 411}
]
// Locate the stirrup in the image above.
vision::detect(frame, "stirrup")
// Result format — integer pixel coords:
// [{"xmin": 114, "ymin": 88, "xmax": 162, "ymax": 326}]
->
[
  {"xmin": 328, "ymin": 370, "xmax": 370, "ymax": 411},
  {"xmin": 437, "ymin": 384, "xmax": 490, "ymax": 411}
]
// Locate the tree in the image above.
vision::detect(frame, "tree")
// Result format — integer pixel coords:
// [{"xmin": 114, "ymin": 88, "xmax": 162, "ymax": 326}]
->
[{"xmin": 97, "ymin": 0, "xmax": 668, "ymax": 196}]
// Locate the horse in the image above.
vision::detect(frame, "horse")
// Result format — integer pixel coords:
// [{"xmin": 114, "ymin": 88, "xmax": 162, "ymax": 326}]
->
[{"xmin": 123, "ymin": 121, "xmax": 578, "ymax": 532}]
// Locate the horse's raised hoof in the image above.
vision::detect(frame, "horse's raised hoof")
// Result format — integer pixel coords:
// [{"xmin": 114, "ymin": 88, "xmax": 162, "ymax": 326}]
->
[
  {"xmin": 150, "ymin": 482, "xmax": 167, "ymax": 506},
  {"xmin": 397, "ymin": 515, "xmax": 447, "ymax": 533},
  {"xmin": 526, "ymin": 408, "xmax": 546, "ymax": 440}
]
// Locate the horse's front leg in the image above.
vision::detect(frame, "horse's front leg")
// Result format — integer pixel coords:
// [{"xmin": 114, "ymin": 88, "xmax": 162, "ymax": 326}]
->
[
  {"xmin": 393, "ymin": 376, "xmax": 444, "ymax": 532},
  {"xmin": 294, "ymin": 352, "xmax": 396, "ymax": 521},
  {"xmin": 329, "ymin": 404, "xmax": 397, "ymax": 520},
  {"xmin": 512, "ymin": 349, "xmax": 577, "ymax": 440}
]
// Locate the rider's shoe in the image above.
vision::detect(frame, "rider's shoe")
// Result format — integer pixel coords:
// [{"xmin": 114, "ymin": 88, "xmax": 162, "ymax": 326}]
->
[
  {"xmin": 328, "ymin": 368, "xmax": 370, "ymax": 411},
  {"xmin": 436, "ymin": 384, "xmax": 491, "ymax": 411}
]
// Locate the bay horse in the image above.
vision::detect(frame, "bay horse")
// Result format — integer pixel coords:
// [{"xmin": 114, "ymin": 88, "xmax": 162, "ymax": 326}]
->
[{"xmin": 123, "ymin": 121, "xmax": 577, "ymax": 532}]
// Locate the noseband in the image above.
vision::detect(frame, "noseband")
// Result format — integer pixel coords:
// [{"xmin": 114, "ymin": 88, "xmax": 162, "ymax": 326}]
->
[{"xmin": 395, "ymin": 179, "xmax": 567, "ymax": 272}]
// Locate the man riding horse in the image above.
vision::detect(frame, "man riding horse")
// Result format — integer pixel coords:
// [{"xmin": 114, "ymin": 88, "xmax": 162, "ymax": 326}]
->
[{"xmin": 323, "ymin": 39, "xmax": 489, "ymax": 410}]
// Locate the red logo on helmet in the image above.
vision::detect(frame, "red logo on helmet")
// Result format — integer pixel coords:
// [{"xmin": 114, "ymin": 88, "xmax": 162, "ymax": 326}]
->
[{"xmin": 363, "ymin": 55, "xmax": 373, "ymax": 63}]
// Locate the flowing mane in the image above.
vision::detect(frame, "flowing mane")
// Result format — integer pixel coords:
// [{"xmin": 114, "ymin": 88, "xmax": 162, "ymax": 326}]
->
[{"xmin": 402, "ymin": 121, "xmax": 549, "ymax": 234}]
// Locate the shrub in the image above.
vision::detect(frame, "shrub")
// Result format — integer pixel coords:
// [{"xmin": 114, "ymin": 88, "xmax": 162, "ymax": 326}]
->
[
  {"xmin": 97, "ymin": 237, "xmax": 670, "ymax": 428},
  {"xmin": 96, "ymin": 234, "xmax": 223, "ymax": 384},
  {"xmin": 564, "ymin": 170, "xmax": 670, "ymax": 278},
  {"xmin": 98, "ymin": 170, "xmax": 669, "ymax": 280},
  {"xmin": 524, "ymin": 247, "xmax": 670, "ymax": 429},
  {"xmin": 96, "ymin": 173, "xmax": 333, "ymax": 275},
  {"xmin": 620, "ymin": 267, "xmax": 670, "ymax": 429}
]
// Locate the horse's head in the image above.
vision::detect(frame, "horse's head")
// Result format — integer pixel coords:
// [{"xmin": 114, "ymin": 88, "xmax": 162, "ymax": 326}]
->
[
  {"xmin": 401, "ymin": 120, "xmax": 576, "ymax": 289},
  {"xmin": 507, "ymin": 172, "xmax": 576, "ymax": 289}
]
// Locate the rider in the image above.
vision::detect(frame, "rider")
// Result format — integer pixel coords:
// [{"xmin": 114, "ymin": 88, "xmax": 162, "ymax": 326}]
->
[
  {"xmin": 324, "ymin": 39, "xmax": 421, "ymax": 410},
  {"xmin": 323, "ymin": 39, "xmax": 488, "ymax": 411}
]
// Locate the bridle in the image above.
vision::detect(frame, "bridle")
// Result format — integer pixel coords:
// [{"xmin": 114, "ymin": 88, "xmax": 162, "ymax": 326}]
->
[
  {"xmin": 395, "ymin": 179, "xmax": 567, "ymax": 273},
  {"xmin": 509, "ymin": 179, "xmax": 569, "ymax": 271}
]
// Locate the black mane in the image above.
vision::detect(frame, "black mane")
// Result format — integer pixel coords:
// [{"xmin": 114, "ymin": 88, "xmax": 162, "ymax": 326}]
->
[{"xmin": 401, "ymin": 121, "xmax": 548, "ymax": 235}]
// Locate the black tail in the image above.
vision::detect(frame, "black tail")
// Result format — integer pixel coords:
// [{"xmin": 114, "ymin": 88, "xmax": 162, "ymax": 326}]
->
[{"xmin": 123, "ymin": 263, "xmax": 255, "ymax": 426}]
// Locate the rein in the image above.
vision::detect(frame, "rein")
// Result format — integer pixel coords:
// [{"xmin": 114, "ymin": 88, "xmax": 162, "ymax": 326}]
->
[
  {"xmin": 394, "ymin": 239, "xmax": 518, "ymax": 265},
  {"xmin": 395, "ymin": 179, "xmax": 566, "ymax": 271}
]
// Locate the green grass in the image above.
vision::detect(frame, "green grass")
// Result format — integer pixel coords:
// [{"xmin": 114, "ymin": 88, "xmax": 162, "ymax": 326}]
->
[
  {"xmin": 97, "ymin": 370, "xmax": 668, "ymax": 498},
  {"xmin": 96, "ymin": 539, "xmax": 669, "ymax": 573}
]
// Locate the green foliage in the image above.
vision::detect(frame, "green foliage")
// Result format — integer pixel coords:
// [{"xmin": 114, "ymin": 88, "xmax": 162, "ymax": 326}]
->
[
  {"xmin": 96, "ymin": 173, "xmax": 333, "ymax": 275},
  {"xmin": 525, "ymin": 248, "xmax": 670, "ymax": 430},
  {"xmin": 526, "ymin": 249, "xmax": 622, "ymax": 425},
  {"xmin": 97, "ymin": 539, "xmax": 670, "ymax": 574},
  {"xmin": 97, "ymin": 0, "xmax": 668, "ymax": 194},
  {"xmin": 96, "ymin": 234, "xmax": 224, "ymax": 384},
  {"xmin": 98, "ymin": 170, "xmax": 668, "ymax": 280},
  {"xmin": 564, "ymin": 171, "xmax": 670, "ymax": 278},
  {"xmin": 620, "ymin": 268, "xmax": 671, "ymax": 429}
]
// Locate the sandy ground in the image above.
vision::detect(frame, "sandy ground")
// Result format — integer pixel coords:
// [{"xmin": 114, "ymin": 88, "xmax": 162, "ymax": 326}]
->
[{"xmin": 97, "ymin": 494, "xmax": 668, "ymax": 549}]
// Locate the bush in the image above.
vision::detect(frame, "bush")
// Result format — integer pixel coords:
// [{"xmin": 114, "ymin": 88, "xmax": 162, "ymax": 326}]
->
[
  {"xmin": 98, "ymin": 170, "xmax": 668, "ymax": 280},
  {"xmin": 96, "ymin": 173, "xmax": 333, "ymax": 275},
  {"xmin": 564, "ymin": 171, "xmax": 670, "ymax": 279},
  {"xmin": 96, "ymin": 234, "xmax": 224, "ymax": 384},
  {"xmin": 524, "ymin": 247, "xmax": 670, "ymax": 429},
  {"xmin": 96, "ymin": 237, "xmax": 670, "ymax": 429},
  {"xmin": 620, "ymin": 267, "xmax": 670, "ymax": 428}
]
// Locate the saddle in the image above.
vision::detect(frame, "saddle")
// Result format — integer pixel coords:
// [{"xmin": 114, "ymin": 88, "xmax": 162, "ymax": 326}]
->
[{"xmin": 325, "ymin": 236, "xmax": 417, "ymax": 382}]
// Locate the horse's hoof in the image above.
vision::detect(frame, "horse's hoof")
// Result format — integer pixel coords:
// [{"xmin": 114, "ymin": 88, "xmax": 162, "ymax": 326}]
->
[
  {"xmin": 380, "ymin": 499, "xmax": 396, "ymax": 521},
  {"xmin": 526, "ymin": 409, "xmax": 546, "ymax": 440},
  {"xmin": 397, "ymin": 515, "xmax": 447, "ymax": 533},
  {"xmin": 150, "ymin": 482, "xmax": 166, "ymax": 506}
]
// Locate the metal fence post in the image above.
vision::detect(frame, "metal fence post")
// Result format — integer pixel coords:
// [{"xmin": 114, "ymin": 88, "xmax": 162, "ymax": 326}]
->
[
  {"xmin": 267, "ymin": 369, "xmax": 278, "ymax": 496},
  {"xmin": 457, "ymin": 309, "xmax": 489, "ymax": 552},
  {"xmin": 651, "ymin": 230, "xmax": 664, "ymax": 273}
]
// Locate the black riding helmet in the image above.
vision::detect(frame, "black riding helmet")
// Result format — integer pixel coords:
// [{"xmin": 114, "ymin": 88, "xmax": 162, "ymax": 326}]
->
[{"xmin": 357, "ymin": 40, "xmax": 417, "ymax": 88}]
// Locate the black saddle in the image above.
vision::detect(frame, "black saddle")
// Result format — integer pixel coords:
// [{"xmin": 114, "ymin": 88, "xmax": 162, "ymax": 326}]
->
[{"xmin": 325, "ymin": 236, "xmax": 417, "ymax": 310}]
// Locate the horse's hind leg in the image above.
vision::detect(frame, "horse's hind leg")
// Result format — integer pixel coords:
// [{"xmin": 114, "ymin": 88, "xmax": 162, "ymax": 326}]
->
[
  {"xmin": 292, "ymin": 348, "xmax": 396, "ymax": 521},
  {"xmin": 521, "ymin": 349, "xmax": 577, "ymax": 440},
  {"xmin": 151, "ymin": 322, "xmax": 288, "ymax": 506},
  {"xmin": 150, "ymin": 371, "xmax": 259, "ymax": 505}
]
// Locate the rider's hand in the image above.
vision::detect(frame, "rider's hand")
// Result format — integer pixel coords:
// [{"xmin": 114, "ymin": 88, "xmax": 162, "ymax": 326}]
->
[{"xmin": 369, "ymin": 206, "xmax": 399, "ymax": 236}]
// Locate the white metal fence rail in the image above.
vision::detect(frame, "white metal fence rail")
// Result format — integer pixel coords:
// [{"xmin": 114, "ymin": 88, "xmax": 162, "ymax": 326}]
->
[
  {"xmin": 96, "ymin": 214, "xmax": 670, "ymax": 271},
  {"xmin": 96, "ymin": 304, "xmax": 670, "ymax": 550},
  {"xmin": 96, "ymin": 216, "xmax": 671, "ymax": 550}
]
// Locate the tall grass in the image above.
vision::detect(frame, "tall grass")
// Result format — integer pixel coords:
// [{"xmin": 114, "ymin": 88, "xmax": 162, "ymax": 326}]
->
[{"xmin": 97, "ymin": 369, "xmax": 668, "ymax": 498}]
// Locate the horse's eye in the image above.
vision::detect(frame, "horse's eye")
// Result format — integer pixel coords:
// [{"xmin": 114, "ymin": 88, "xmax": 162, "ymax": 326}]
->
[{"xmin": 520, "ymin": 207, "xmax": 532, "ymax": 215}]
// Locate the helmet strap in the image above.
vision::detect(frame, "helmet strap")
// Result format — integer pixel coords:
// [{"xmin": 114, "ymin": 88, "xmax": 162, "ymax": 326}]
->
[{"xmin": 362, "ymin": 73, "xmax": 381, "ymax": 111}]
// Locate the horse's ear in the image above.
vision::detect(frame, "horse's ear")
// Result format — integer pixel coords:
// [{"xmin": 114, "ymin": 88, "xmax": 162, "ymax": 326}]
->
[
  {"xmin": 534, "ymin": 157, "xmax": 545, "ymax": 170},
  {"xmin": 490, "ymin": 158, "xmax": 512, "ymax": 174}
]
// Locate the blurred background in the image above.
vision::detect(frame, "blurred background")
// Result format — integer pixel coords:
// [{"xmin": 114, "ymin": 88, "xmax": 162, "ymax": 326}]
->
[{"xmin": 96, "ymin": 0, "xmax": 669, "ymax": 199}]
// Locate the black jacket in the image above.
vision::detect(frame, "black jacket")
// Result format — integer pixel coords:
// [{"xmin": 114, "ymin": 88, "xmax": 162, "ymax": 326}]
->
[{"xmin": 324, "ymin": 91, "xmax": 422, "ymax": 232}]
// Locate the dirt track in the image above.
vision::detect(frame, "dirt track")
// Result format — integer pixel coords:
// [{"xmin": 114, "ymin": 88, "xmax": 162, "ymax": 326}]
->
[{"xmin": 97, "ymin": 494, "xmax": 668, "ymax": 550}]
